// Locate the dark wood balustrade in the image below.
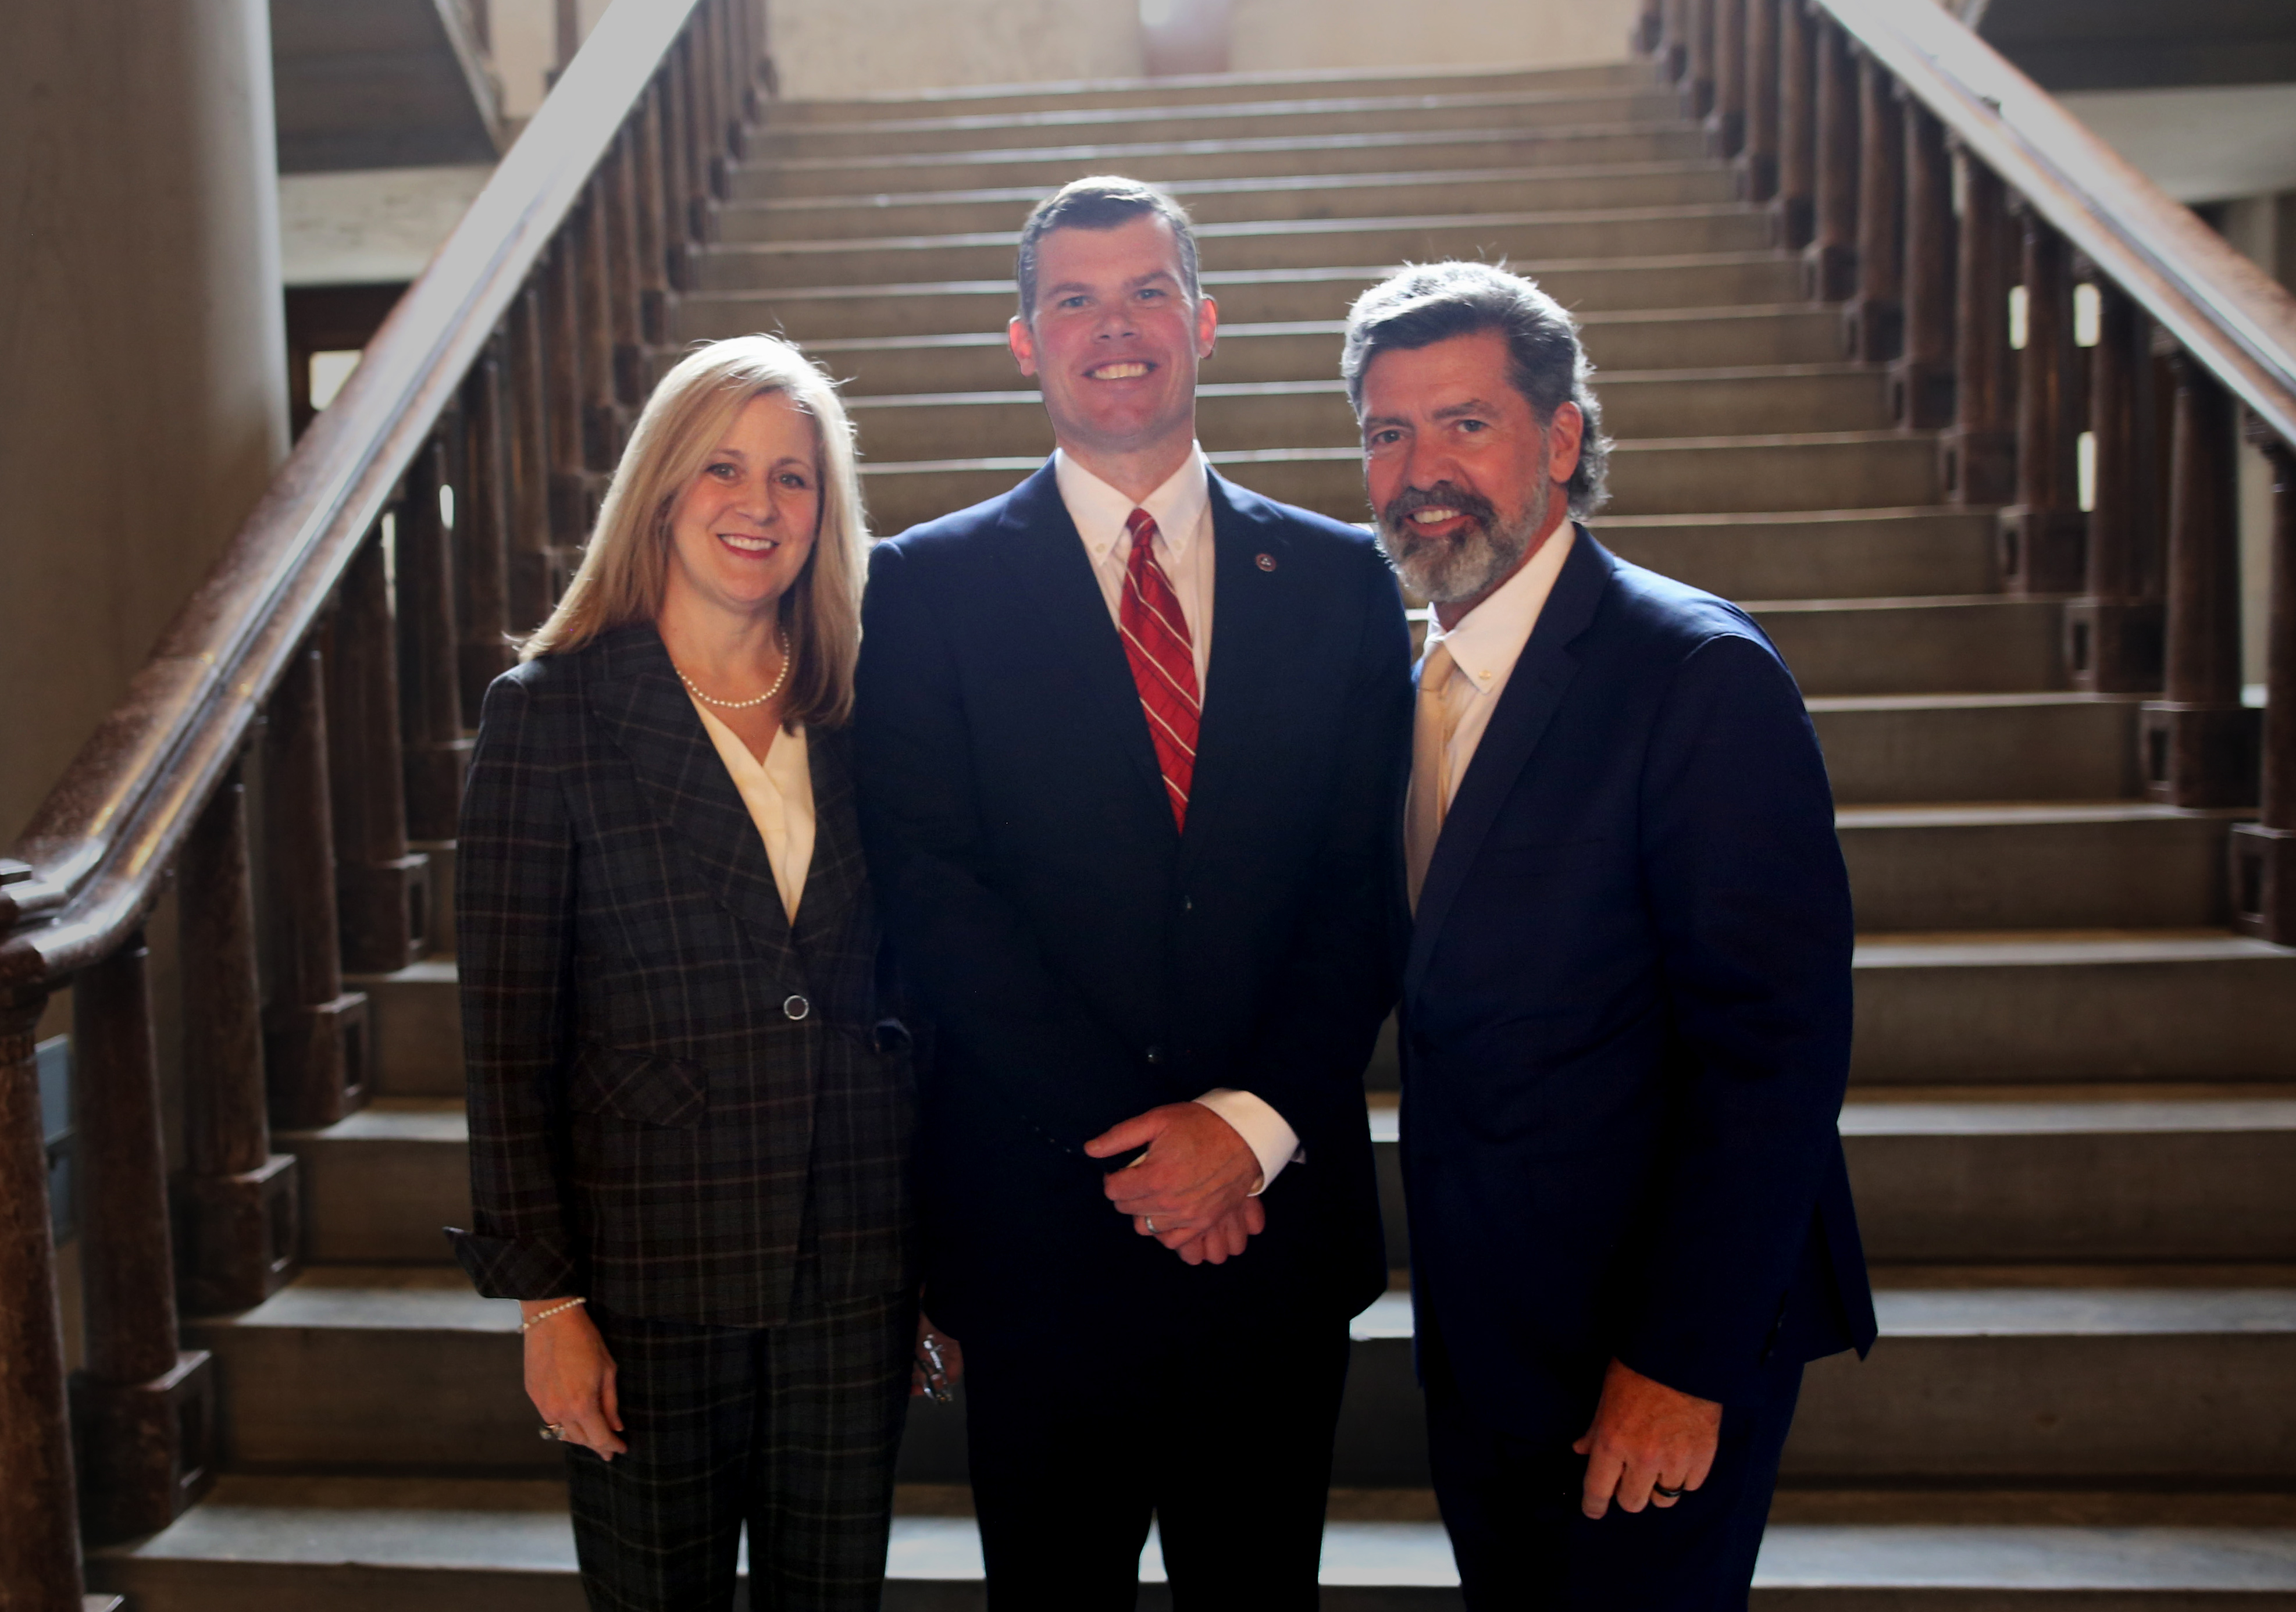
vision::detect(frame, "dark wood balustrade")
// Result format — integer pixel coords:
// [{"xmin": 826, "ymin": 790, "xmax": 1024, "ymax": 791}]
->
[
  {"xmin": 0, "ymin": 2, "xmax": 765, "ymax": 1604},
  {"xmin": 1641, "ymin": 0, "xmax": 2295, "ymax": 931}
]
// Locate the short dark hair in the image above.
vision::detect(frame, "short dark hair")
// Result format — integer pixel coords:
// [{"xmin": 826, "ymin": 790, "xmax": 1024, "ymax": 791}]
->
[
  {"xmin": 1341, "ymin": 261, "xmax": 1612, "ymax": 517},
  {"xmin": 1015, "ymin": 175, "xmax": 1202, "ymax": 322}
]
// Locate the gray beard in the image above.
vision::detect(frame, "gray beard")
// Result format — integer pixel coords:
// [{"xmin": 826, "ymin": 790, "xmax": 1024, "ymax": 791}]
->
[{"xmin": 1377, "ymin": 477, "xmax": 1550, "ymax": 604}]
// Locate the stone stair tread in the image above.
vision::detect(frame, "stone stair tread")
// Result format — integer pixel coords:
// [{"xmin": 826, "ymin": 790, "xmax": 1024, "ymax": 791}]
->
[
  {"xmin": 1852, "ymin": 931, "xmax": 2290, "ymax": 967},
  {"xmin": 766, "ymin": 61, "xmax": 1646, "ymax": 116},
  {"xmin": 277, "ymin": 1097, "xmax": 465, "ymax": 1144},
  {"xmin": 1836, "ymin": 803, "xmax": 2245, "ymax": 828},
  {"xmin": 1748, "ymin": 592, "xmax": 2067, "ymax": 615},
  {"xmin": 1840, "ymin": 1090, "xmax": 2296, "ymax": 1135},
  {"xmin": 192, "ymin": 1267, "xmax": 512, "ymax": 1333}
]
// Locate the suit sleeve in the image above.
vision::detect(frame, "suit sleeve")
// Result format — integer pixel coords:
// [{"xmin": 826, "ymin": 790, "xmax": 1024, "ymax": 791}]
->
[
  {"xmin": 853, "ymin": 540, "xmax": 1164, "ymax": 1145},
  {"xmin": 448, "ymin": 672, "xmax": 584, "ymax": 1299},
  {"xmin": 1617, "ymin": 632, "xmax": 1856, "ymax": 1404},
  {"xmin": 1229, "ymin": 545, "xmax": 1414, "ymax": 1167}
]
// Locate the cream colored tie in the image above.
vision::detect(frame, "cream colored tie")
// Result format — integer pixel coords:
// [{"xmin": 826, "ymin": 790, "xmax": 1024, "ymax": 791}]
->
[{"xmin": 1406, "ymin": 640, "xmax": 1463, "ymax": 912}]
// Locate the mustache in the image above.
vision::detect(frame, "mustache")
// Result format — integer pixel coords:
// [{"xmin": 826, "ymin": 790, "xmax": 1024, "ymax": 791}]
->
[{"xmin": 1380, "ymin": 482, "xmax": 1500, "ymax": 536}]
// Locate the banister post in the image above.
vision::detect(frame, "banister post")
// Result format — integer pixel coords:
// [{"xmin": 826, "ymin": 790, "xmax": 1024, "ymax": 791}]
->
[
  {"xmin": 328, "ymin": 530, "xmax": 434, "ymax": 973},
  {"xmin": 1842, "ymin": 50, "xmax": 1903, "ymax": 362},
  {"xmin": 543, "ymin": 238, "xmax": 596, "ymax": 554},
  {"xmin": 1803, "ymin": 10, "xmax": 1859, "ymax": 302},
  {"xmin": 2141, "ymin": 355, "xmax": 2262, "ymax": 808},
  {"xmin": 0, "ymin": 983, "xmax": 87, "ymax": 1611},
  {"xmin": 604, "ymin": 134, "xmax": 647, "ymax": 410},
  {"xmin": 1707, "ymin": 0, "xmax": 1746, "ymax": 157},
  {"xmin": 2063, "ymin": 279, "xmax": 2165, "ymax": 693},
  {"xmin": 1686, "ymin": 0, "xmax": 1717, "ymax": 119},
  {"xmin": 1998, "ymin": 209, "xmax": 2087, "ymax": 593},
  {"xmin": 72, "ymin": 934, "xmax": 219, "ymax": 1542},
  {"xmin": 1738, "ymin": 0, "xmax": 1780, "ymax": 201},
  {"xmin": 1889, "ymin": 95, "xmax": 1955, "ymax": 429},
  {"xmin": 1637, "ymin": 0, "xmax": 1664, "ymax": 56},
  {"xmin": 262, "ymin": 645, "xmax": 372, "ymax": 1129},
  {"xmin": 633, "ymin": 85, "xmax": 675, "ymax": 342},
  {"xmin": 1659, "ymin": 0, "xmax": 1690, "ymax": 85},
  {"xmin": 177, "ymin": 767, "xmax": 301, "ymax": 1315},
  {"xmin": 1941, "ymin": 150, "xmax": 2015, "ymax": 504},
  {"xmin": 1773, "ymin": 0, "xmax": 1816, "ymax": 249},
  {"xmin": 457, "ymin": 339, "xmax": 517, "ymax": 725},
  {"xmin": 2231, "ymin": 431, "xmax": 2294, "ymax": 941},
  {"xmin": 576, "ymin": 193, "xmax": 624, "ymax": 469},
  {"xmin": 397, "ymin": 433, "xmax": 472, "ymax": 845}
]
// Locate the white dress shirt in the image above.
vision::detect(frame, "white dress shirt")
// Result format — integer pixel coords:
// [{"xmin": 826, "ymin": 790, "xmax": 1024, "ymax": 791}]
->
[
  {"xmin": 1053, "ymin": 446, "xmax": 1300, "ymax": 1195},
  {"xmin": 689, "ymin": 697, "xmax": 814, "ymax": 923},
  {"xmin": 1406, "ymin": 525, "xmax": 1578, "ymax": 903}
]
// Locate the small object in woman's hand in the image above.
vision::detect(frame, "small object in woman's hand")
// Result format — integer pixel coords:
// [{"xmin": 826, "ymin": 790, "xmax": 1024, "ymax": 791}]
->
[
  {"xmin": 540, "ymin": 1424, "xmax": 566, "ymax": 1442},
  {"xmin": 918, "ymin": 1334, "xmax": 954, "ymax": 1404}
]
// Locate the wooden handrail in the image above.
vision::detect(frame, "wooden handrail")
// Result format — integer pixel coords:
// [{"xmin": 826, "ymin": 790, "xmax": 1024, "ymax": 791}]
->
[{"xmin": 0, "ymin": 0, "xmax": 711, "ymax": 985}]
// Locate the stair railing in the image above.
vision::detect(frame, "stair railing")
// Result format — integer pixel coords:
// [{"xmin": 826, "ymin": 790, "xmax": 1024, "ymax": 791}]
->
[
  {"xmin": 1638, "ymin": 0, "xmax": 2296, "ymax": 946},
  {"xmin": 0, "ymin": 1, "xmax": 765, "ymax": 1603}
]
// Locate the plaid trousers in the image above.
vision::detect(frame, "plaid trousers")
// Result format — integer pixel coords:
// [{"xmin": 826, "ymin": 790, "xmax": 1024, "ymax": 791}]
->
[{"xmin": 567, "ymin": 1288, "xmax": 916, "ymax": 1611}]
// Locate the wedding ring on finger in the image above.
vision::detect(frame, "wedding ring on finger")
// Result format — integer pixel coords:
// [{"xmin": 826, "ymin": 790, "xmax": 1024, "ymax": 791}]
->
[
  {"xmin": 1652, "ymin": 1481, "xmax": 1685, "ymax": 1500},
  {"xmin": 540, "ymin": 1424, "xmax": 566, "ymax": 1442},
  {"xmin": 1145, "ymin": 1215, "xmax": 1156, "ymax": 1233}
]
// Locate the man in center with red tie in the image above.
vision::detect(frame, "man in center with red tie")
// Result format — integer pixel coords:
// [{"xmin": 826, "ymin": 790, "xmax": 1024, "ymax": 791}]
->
[{"xmin": 854, "ymin": 176, "xmax": 1412, "ymax": 1607}]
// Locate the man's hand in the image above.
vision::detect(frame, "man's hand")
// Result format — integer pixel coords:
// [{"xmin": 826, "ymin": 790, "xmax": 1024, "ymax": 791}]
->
[
  {"xmin": 522, "ymin": 1301, "xmax": 626, "ymax": 1460},
  {"xmin": 1085, "ymin": 1101, "xmax": 1264, "ymax": 1257},
  {"xmin": 1572, "ymin": 1357, "xmax": 1720, "ymax": 1519}
]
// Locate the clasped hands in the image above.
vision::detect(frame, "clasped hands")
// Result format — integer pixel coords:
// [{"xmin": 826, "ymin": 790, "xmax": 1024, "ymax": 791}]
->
[{"xmin": 1085, "ymin": 1101, "xmax": 1265, "ymax": 1264}]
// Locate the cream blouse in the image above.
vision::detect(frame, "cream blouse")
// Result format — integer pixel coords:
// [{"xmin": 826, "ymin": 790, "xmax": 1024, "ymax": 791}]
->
[{"xmin": 687, "ymin": 694, "xmax": 814, "ymax": 923}]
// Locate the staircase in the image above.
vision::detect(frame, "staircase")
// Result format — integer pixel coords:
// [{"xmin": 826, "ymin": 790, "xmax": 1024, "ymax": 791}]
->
[{"xmin": 86, "ymin": 57, "xmax": 2296, "ymax": 1610}]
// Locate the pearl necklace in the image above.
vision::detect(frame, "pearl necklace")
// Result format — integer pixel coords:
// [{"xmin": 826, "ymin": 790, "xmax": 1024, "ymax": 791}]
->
[{"xmin": 678, "ymin": 633, "xmax": 790, "ymax": 711}]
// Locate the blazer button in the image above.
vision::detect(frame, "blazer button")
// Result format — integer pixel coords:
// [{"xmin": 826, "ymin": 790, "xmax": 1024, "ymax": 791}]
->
[
  {"xmin": 1145, "ymin": 1045, "xmax": 1164, "ymax": 1065},
  {"xmin": 783, "ymin": 994, "xmax": 811, "ymax": 1021}
]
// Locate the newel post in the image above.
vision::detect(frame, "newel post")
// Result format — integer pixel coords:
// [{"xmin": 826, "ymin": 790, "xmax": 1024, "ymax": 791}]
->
[
  {"xmin": 1998, "ymin": 209, "xmax": 2087, "ymax": 593},
  {"xmin": 2232, "ymin": 430, "xmax": 2295, "ymax": 941},
  {"xmin": 73, "ymin": 934, "xmax": 219, "ymax": 1541},
  {"xmin": 2141, "ymin": 356, "xmax": 2261, "ymax": 807},
  {"xmin": 2063, "ymin": 279, "xmax": 2164, "ymax": 693},
  {"xmin": 1889, "ymin": 96, "xmax": 1955, "ymax": 429},
  {"xmin": 0, "ymin": 980, "xmax": 87, "ymax": 1611}
]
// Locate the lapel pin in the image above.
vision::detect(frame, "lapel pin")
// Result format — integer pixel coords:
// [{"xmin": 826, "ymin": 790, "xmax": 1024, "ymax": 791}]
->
[{"xmin": 1254, "ymin": 552, "xmax": 1278, "ymax": 572}]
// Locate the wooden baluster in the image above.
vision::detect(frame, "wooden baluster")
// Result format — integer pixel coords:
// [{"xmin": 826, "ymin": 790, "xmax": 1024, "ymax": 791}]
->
[
  {"xmin": 1738, "ymin": 0, "xmax": 1778, "ymax": 200},
  {"xmin": 74, "ymin": 933, "xmax": 220, "ymax": 1542},
  {"xmin": 671, "ymin": 37, "xmax": 708, "ymax": 245},
  {"xmin": 719, "ymin": 0, "xmax": 747, "ymax": 150},
  {"xmin": 262, "ymin": 645, "xmax": 372, "ymax": 1129},
  {"xmin": 1686, "ymin": 0, "xmax": 1717, "ymax": 118},
  {"xmin": 544, "ymin": 237, "xmax": 594, "ymax": 551},
  {"xmin": 2063, "ymin": 280, "xmax": 2164, "ymax": 693},
  {"xmin": 1843, "ymin": 53, "xmax": 1903, "ymax": 361},
  {"xmin": 1773, "ymin": 0, "xmax": 1815, "ymax": 248},
  {"xmin": 2233, "ymin": 430, "xmax": 2296, "ymax": 941},
  {"xmin": 507, "ymin": 284, "xmax": 558, "ymax": 626},
  {"xmin": 1659, "ymin": 0, "xmax": 1689, "ymax": 84},
  {"xmin": 1997, "ymin": 211, "xmax": 2086, "ymax": 592},
  {"xmin": 1804, "ymin": 12, "xmax": 1859, "ymax": 302},
  {"xmin": 457, "ymin": 337, "xmax": 516, "ymax": 724},
  {"xmin": 0, "ymin": 982, "xmax": 89, "ymax": 1611},
  {"xmin": 697, "ymin": 2, "xmax": 730, "ymax": 199},
  {"xmin": 2141, "ymin": 356, "xmax": 2261, "ymax": 808},
  {"xmin": 1707, "ymin": 0, "xmax": 1746, "ymax": 157},
  {"xmin": 605, "ymin": 134, "xmax": 646, "ymax": 409},
  {"xmin": 397, "ymin": 432, "xmax": 471, "ymax": 844},
  {"xmin": 653, "ymin": 71, "xmax": 693, "ymax": 291},
  {"xmin": 177, "ymin": 767, "xmax": 302, "ymax": 1313},
  {"xmin": 327, "ymin": 529, "xmax": 433, "ymax": 972},
  {"xmin": 1637, "ymin": 0, "xmax": 1664, "ymax": 56},
  {"xmin": 1889, "ymin": 97, "xmax": 1955, "ymax": 428},
  {"xmin": 634, "ymin": 84, "xmax": 674, "ymax": 339},
  {"xmin": 577, "ymin": 191, "xmax": 622, "ymax": 466},
  {"xmin": 732, "ymin": 0, "xmax": 762, "ymax": 120},
  {"xmin": 1941, "ymin": 150, "xmax": 2015, "ymax": 504}
]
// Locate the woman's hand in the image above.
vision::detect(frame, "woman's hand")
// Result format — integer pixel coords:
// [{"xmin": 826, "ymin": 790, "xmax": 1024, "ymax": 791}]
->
[
  {"xmin": 912, "ymin": 1313, "xmax": 963, "ymax": 1400},
  {"xmin": 522, "ymin": 1301, "xmax": 626, "ymax": 1459}
]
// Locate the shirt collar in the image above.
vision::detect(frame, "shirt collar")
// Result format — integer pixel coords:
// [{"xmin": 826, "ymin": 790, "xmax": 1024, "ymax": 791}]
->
[
  {"xmin": 1054, "ymin": 444, "xmax": 1211, "ymax": 565},
  {"xmin": 1422, "ymin": 523, "xmax": 1578, "ymax": 696}
]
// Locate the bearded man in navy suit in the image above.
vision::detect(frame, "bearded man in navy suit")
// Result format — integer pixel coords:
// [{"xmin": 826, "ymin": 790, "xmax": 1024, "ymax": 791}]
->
[
  {"xmin": 853, "ymin": 177, "xmax": 1410, "ymax": 1609},
  {"xmin": 1347, "ymin": 261, "xmax": 1877, "ymax": 1608}
]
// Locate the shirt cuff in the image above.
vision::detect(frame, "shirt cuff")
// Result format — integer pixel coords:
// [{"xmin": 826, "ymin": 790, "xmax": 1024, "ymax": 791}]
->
[{"xmin": 1192, "ymin": 1089, "xmax": 1303, "ymax": 1196}]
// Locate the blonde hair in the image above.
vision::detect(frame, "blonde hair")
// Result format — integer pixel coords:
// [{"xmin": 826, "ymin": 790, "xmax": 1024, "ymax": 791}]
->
[{"xmin": 520, "ymin": 334, "xmax": 868, "ymax": 731}]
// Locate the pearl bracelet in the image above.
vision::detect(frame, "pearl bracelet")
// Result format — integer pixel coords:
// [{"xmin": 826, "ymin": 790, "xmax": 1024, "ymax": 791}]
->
[{"xmin": 520, "ymin": 1296, "xmax": 587, "ymax": 1333}]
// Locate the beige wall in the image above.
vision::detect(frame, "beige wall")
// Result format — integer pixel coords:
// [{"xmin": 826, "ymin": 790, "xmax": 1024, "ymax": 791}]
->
[
  {"xmin": 1231, "ymin": 0, "xmax": 1643, "ymax": 75},
  {"xmin": 768, "ymin": 0, "xmax": 1143, "ymax": 99},
  {"xmin": 0, "ymin": 0, "xmax": 290, "ymax": 844}
]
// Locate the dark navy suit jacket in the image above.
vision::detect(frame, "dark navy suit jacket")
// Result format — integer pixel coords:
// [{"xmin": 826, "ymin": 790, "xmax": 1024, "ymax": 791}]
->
[
  {"xmin": 1402, "ymin": 529, "xmax": 1877, "ymax": 1428},
  {"xmin": 853, "ymin": 462, "xmax": 1410, "ymax": 1344}
]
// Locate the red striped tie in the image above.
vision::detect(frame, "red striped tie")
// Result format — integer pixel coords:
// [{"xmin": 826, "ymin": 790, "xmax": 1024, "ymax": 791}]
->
[{"xmin": 1118, "ymin": 507, "xmax": 1200, "ymax": 830}]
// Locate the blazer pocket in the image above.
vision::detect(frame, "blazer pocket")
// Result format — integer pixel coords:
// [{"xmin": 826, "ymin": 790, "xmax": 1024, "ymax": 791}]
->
[{"xmin": 567, "ymin": 1043, "xmax": 707, "ymax": 1129}]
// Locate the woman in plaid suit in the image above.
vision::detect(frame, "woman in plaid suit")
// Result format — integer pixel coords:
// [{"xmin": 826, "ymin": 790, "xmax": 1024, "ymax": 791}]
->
[{"xmin": 450, "ymin": 336, "xmax": 923, "ymax": 1609}]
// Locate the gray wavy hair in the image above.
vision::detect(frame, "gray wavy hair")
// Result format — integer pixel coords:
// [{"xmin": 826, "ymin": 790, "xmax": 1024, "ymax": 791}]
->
[{"xmin": 1340, "ymin": 261, "xmax": 1612, "ymax": 517}]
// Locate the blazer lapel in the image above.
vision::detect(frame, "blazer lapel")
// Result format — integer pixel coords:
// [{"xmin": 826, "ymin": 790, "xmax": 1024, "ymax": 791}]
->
[
  {"xmin": 791, "ymin": 726, "xmax": 862, "ymax": 954},
  {"xmin": 990, "ymin": 459, "xmax": 1174, "ymax": 832},
  {"xmin": 584, "ymin": 623, "xmax": 805, "ymax": 984},
  {"xmin": 1182, "ymin": 471, "xmax": 1304, "ymax": 860},
  {"xmin": 1405, "ymin": 529, "xmax": 1616, "ymax": 1000}
]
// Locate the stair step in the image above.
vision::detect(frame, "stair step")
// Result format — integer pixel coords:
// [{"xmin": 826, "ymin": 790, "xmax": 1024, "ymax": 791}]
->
[
  {"xmin": 1597, "ymin": 508, "xmax": 2000, "ymax": 601},
  {"xmin": 731, "ymin": 122, "xmax": 1711, "ymax": 199},
  {"xmin": 1809, "ymin": 693, "xmax": 2140, "ymax": 806},
  {"xmin": 345, "ymin": 960, "xmax": 459, "ymax": 1099},
  {"xmin": 1839, "ymin": 805, "xmax": 2239, "ymax": 931},
  {"xmin": 675, "ymin": 255, "xmax": 1806, "ymax": 344},
  {"xmin": 277, "ymin": 1100, "xmax": 467, "ymax": 1264},
  {"xmin": 695, "ymin": 206, "xmax": 1776, "ymax": 290},
  {"xmin": 720, "ymin": 162, "xmax": 1740, "ymax": 241},
  {"xmin": 1750, "ymin": 594, "xmax": 2065, "ymax": 697},
  {"xmin": 744, "ymin": 88, "xmax": 1688, "ymax": 159},
  {"xmin": 1849, "ymin": 932, "xmax": 2296, "ymax": 1082}
]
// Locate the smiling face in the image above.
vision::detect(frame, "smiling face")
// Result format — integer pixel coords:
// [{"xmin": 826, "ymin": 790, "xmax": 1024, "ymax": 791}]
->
[
  {"xmin": 1359, "ymin": 329, "xmax": 1582, "ymax": 616},
  {"xmin": 662, "ymin": 391, "xmax": 822, "ymax": 625},
  {"xmin": 1007, "ymin": 212, "xmax": 1218, "ymax": 477}
]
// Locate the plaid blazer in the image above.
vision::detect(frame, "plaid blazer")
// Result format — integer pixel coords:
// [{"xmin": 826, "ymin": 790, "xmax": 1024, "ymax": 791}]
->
[{"xmin": 449, "ymin": 622, "xmax": 916, "ymax": 1326}]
